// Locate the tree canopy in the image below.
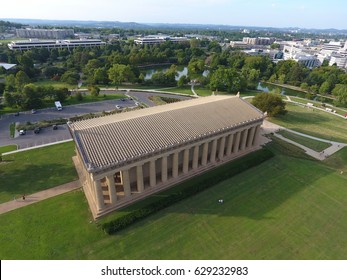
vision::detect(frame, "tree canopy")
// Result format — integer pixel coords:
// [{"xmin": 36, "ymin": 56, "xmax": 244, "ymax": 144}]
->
[{"xmin": 251, "ymin": 92, "xmax": 287, "ymax": 117}]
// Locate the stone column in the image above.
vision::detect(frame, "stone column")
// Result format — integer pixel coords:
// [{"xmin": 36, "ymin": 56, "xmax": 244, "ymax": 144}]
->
[
  {"xmin": 201, "ymin": 141, "xmax": 209, "ymax": 166},
  {"xmin": 253, "ymin": 124, "xmax": 261, "ymax": 146},
  {"xmin": 218, "ymin": 136, "xmax": 226, "ymax": 160},
  {"xmin": 246, "ymin": 126, "xmax": 256, "ymax": 148},
  {"xmin": 136, "ymin": 165, "xmax": 144, "ymax": 192},
  {"xmin": 233, "ymin": 131, "xmax": 241, "ymax": 154},
  {"xmin": 149, "ymin": 159, "xmax": 156, "ymax": 187},
  {"xmin": 161, "ymin": 155, "xmax": 168, "ymax": 182},
  {"xmin": 106, "ymin": 175, "xmax": 117, "ymax": 204},
  {"xmin": 172, "ymin": 152, "xmax": 179, "ymax": 178},
  {"xmin": 122, "ymin": 169, "xmax": 131, "ymax": 197},
  {"xmin": 240, "ymin": 129, "xmax": 248, "ymax": 151},
  {"xmin": 210, "ymin": 139, "xmax": 217, "ymax": 163},
  {"xmin": 192, "ymin": 145, "xmax": 199, "ymax": 169},
  {"xmin": 183, "ymin": 148, "xmax": 190, "ymax": 174},
  {"xmin": 94, "ymin": 179, "xmax": 105, "ymax": 210},
  {"xmin": 226, "ymin": 133, "xmax": 234, "ymax": 156}
]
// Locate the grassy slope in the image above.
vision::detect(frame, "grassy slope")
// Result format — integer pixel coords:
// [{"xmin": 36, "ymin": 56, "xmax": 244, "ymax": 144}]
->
[
  {"xmin": 1, "ymin": 140, "xmax": 347, "ymax": 259},
  {"xmin": 0, "ymin": 142, "xmax": 77, "ymax": 203},
  {"xmin": 270, "ymin": 103, "xmax": 347, "ymax": 143},
  {"xmin": 277, "ymin": 130, "xmax": 331, "ymax": 152}
]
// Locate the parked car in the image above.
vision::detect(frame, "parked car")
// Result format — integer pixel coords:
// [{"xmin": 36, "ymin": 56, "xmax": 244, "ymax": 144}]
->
[
  {"xmin": 19, "ymin": 129, "xmax": 26, "ymax": 135},
  {"xmin": 31, "ymin": 109, "xmax": 37, "ymax": 114},
  {"xmin": 115, "ymin": 105, "xmax": 122, "ymax": 109},
  {"xmin": 14, "ymin": 112, "xmax": 19, "ymax": 116},
  {"xmin": 34, "ymin": 127, "xmax": 41, "ymax": 134},
  {"xmin": 121, "ymin": 98, "xmax": 126, "ymax": 101},
  {"xmin": 53, "ymin": 125, "xmax": 58, "ymax": 130}
]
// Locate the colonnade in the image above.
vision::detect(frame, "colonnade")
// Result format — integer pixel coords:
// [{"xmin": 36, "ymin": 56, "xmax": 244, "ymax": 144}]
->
[{"xmin": 87, "ymin": 123, "xmax": 262, "ymax": 213}]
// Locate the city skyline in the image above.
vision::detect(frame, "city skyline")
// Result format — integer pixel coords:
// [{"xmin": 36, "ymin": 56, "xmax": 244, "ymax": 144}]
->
[{"xmin": 1, "ymin": 0, "xmax": 346, "ymax": 30}]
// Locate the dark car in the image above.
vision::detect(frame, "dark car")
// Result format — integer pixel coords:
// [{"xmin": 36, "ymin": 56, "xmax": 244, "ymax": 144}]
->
[
  {"xmin": 14, "ymin": 112, "xmax": 19, "ymax": 116},
  {"xmin": 34, "ymin": 127, "xmax": 41, "ymax": 134},
  {"xmin": 53, "ymin": 125, "xmax": 58, "ymax": 130},
  {"xmin": 121, "ymin": 98, "xmax": 126, "ymax": 101}
]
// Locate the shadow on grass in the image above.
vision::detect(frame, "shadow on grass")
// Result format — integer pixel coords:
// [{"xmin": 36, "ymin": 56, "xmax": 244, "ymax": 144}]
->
[{"xmin": 101, "ymin": 141, "xmax": 335, "ymax": 235}]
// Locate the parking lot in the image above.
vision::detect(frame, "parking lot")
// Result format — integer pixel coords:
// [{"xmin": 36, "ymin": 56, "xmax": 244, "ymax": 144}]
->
[{"xmin": 0, "ymin": 91, "xmax": 191, "ymax": 150}]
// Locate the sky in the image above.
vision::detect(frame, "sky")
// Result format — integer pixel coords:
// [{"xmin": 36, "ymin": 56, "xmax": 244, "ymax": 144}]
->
[{"xmin": 1, "ymin": 0, "xmax": 346, "ymax": 30}]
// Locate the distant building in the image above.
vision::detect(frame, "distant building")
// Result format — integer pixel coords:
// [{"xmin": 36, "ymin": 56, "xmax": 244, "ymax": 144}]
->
[
  {"xmin": 134, "ymin": 36, "xmax": 188, "ymax": 45},
  {"xmin": 243, "ymin": 37, "xmax": 275, "ymax": 46},
  {"xmin": 320, "ymin": 41, "xmax": 343, "ymax": 55},
  {"xmin": 230, "ymin": 41, "xmax": 249, "ymax": 49},
  {"xmin": 68, "ymin": 95, "xmax": 264, "ymax": 218},
  {"xmin": 329, "ymin": 54, "xmax": 347, "ymax": 68},
  {"xmin": 292, "ymin": 53, "xmax": 320, "ymax": 68},
  {"xmin": 16, "ymin": 28, "xmax": 74, "ymax": 39},
  {"xmin": 7, "ymin": 39, "xmax": 106, "ymax": 51}
]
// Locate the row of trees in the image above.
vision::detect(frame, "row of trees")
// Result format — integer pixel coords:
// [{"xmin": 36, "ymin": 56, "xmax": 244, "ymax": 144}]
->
[{"xmin": 1, "ymin": 36, "xmax": 347, "ymax": 108}]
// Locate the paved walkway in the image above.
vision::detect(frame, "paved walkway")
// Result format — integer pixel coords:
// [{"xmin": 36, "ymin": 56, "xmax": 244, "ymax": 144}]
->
[
  {"xmin": 262, "ymin": 120, "xmax": 347, "ymax": 160},
  {"xmin": 0, "ymin": 180, "xmax": 80, "ymax": 215}
]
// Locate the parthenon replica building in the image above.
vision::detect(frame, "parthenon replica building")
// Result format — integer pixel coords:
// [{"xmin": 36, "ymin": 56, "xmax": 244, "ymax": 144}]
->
[{"xmin": 68, "ymin": 95, "xmax": 264, "ymax": 219}]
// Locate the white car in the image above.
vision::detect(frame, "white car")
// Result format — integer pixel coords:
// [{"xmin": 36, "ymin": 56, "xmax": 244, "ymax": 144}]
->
[
  {"xmin": 115, "ymin": 105, "xmax": 121, "ymax": 109},
  {"xmin": 19, "ymin": 130, "xmax": 26, "ymax": 135}
]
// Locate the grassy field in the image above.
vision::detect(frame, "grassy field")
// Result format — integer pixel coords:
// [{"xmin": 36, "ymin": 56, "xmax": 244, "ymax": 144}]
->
[
  {"xmin": 0, "ymin": 145, "xmax": 17, "ymax": 155},
  {"xmin": 270, "ymin": 103, "xmax": 347, "ymax": 143},
  {"xmin": 1, "ymin": 137, "xmax": 347, "ymax": 259},
  {"xmin": 33, "ymin": 80, "xmax": 74, "ymax": 89},
  {"xmin": 277, "ymin": 130, "xmax": 331, "ymax": 152},
  {"xmin": 0, "ymin": 141, "xmax": 77, "ymax": 203}
]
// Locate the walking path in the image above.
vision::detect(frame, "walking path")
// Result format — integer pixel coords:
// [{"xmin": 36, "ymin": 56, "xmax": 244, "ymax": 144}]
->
[
  {"xmin": 262, "ymin": 120, "xmax": 347, "ymax": 160},
  {"xmin": 0, "ymin": 180, "xmax": 80, "ymax": 215}
]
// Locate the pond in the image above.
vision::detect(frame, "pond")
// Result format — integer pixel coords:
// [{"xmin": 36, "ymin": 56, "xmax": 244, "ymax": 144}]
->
[
  {"xmin": 257, "ymin": 82, "xmax": 307, "ymax": 98},
  {"xmin": 142, "ymin": 66, "xmax": 209, "ymax": 81}
]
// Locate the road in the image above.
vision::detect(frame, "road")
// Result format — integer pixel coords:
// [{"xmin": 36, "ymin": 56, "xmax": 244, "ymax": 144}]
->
[{"xmin": 0, "ymin": 91, "xmax": 191, "ymax": 149}]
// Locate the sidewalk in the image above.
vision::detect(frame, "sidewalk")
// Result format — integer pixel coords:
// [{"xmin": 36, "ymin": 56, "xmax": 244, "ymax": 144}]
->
[
  {"xmin": 0, "ymin": 180, "xmax": 81, "ymax": 215},
  {"xmin": 262, "ymin": 120, "xmax": 347, "ymax": 160}
]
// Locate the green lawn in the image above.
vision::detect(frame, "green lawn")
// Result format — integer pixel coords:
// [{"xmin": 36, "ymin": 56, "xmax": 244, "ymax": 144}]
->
[
  {"xmin": 1, "ymin": 138, "xmax": 347, "ymax": 259},
  {"xmin": 0, "ymin": 141, "xmax": 77, "ymax": 203},
  {"xmin": 270, "ymin": 103, "xmax": 347, "ymax": 143},
  {"xmin": 290, "ymin": 97, "xmax": 347, "ymax": 116},
  {"xmin": 277, "ymin": 130, "xmax": 331, "ymax": 152},
  {"xmin": 0, "ymin": 145, "xmax": 17, "ymax": 155},
  {"xmin": 33, "ymin": 80, "xmax": 74, "ymax": 89}
]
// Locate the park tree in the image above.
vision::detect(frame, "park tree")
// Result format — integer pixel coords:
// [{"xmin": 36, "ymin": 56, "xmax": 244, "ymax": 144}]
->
[
  {"xmin": 5, "ymin": 74, "xmax": 16, "ymax": 91},
  {"xmin": 177, "ymin": 75, "xmax": 188, "ymax": 87},
  {"xmin": 332, "ymin": 84, "xmax": 347, "ymax": 106},
  {"xmin": 89, "ymin": 85, "xmax": 101, "ymax": 97},
  {"xmin": 319, "ymin": 81, "xmax": 332, "ymax": 95},
  {"xmin": 15, "ymin": 70, "xmax": 30, "ymax": 91},
  {"xmin": 209, "ymin": 66, "xmax": 247, "ymax": 93},
  {"xmin": 108, "ymin": 64, "xmax": 135, "ymax": 86},
  {"xmin": 60, "ymin": 70, "xmax": 80, "ymax": 85},
  {"xmin": 187, "ymin": 58, "xmax": 205, "ymax": 78},
  {"xmin": 21, "ymin": 84, "xmax": 44, "ymax": 109},
  {"xmin": 252, "ymin": 92, "xmax": 287, "ymax": 117}
]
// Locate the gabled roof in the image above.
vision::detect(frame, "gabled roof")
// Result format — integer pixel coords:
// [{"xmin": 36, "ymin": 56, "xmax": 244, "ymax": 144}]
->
[{"xmin": 69, "ymin": 95, "xmax": 264, "ymax": 172}]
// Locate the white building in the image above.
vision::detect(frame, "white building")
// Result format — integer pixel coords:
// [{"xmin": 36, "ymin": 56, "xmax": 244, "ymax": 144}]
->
[
  {"xmin": 7, "ymin": 39, "xmax": 106, "ymax": 51},
  {"xmin": 329, "ymin": 54, "xmax": 347, "ymax": 68},
  {"xmin": 134, "ymin": 36, "xmax": 188, "ymax": 45}
]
